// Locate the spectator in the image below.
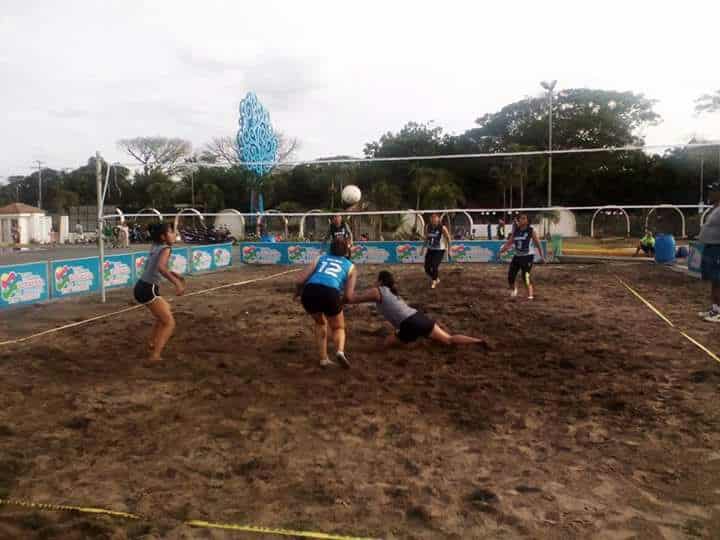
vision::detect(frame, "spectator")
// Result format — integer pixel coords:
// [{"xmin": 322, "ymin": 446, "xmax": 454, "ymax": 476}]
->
[
  {"xmin": 634, "ymin": 229, "xmax": 655, "ymax": 257},
  {"xmin": 698, "ymin": 181, "xmax": 720, "ymax": 322}
]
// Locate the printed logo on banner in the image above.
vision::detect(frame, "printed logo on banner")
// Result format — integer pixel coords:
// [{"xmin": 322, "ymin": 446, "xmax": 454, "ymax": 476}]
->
[
  {"xmin": 191, "ymin": 250, "xmax": 213, "ymax": 272},
  {"xmin": 287, "ymin": 245, "xmax": 323, "ymax": 265},
  {"xmin": 213, "ymin": 247, "xmax": 232, "ymax": 268},
  {"xmin": 54, "ymin": 264, "xmax": 94, "ymax": 295},
  {"xmin": 350, "ymin": 244, "xmax": 391, "ymax": 264},
  {"xmin": 396, "ymin": 244, "xmax": 423, "ymax": 263},
  {"xmin": 242, "ymin": 245, "xmax": 283, "ymax": 264},
  {"xmin": 1, "ymin": 269, "xmax": 46, "ymax": 305},
  {"xmin": 688, "ymin": 244, "xmax": 703, "ymax": 277},
  {"xmin": 134, "ymin": 255, "xmax": 147, "ymax": 275},
  {"xmin": 450, "ymin": 244, "xmax": 497, "ymax": 263},
  {"xmin": 170, "ymin": 253, "xmax": 188, "ymax": 275},
  {"xmin": 103, "ymin": 260, "xmax": 132, "ymax": 288}
]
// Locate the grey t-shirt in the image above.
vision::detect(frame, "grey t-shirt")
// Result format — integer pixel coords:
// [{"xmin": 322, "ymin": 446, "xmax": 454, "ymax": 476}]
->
[
  {"xmin": 699, "ymin": 206, "xmax": 720, "ymax": 245},
  {"xmin": 376, "ymin": 286, "xmax": 417, "ymax": 328},
  {"xmin": 141, "ymin": 243, "xmax": 170, "ymax": 284}
]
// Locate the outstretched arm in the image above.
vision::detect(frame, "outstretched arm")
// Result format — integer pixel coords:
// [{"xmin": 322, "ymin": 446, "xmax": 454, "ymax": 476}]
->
[
  {"xmin": 499, "ymin": 235, "xmax": 514, "ymax": 255},
  {"xmin": 345, "ymin": 286, "xmax": 381, "ymax": 305}
]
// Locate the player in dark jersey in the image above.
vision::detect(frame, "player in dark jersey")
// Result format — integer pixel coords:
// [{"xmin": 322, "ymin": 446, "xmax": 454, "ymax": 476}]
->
[
  {"xmin": 327, "ymin": 214, "xmax": 353, "ymax": 253},
  {"xmin": 499, "ymin": 214, "xmax": 545, "ymax": 300},
  {"xmin": 421, "ymin": 213, "xmax": 452, "ymax": 289}
]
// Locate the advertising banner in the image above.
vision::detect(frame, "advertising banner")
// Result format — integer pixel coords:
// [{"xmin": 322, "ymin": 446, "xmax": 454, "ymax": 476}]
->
[
  {"xmin": 0, "ymin": 262, "xmax": 49, "ymax": 309},
  {"xmin": 103, "ymin": 254, "xmax": 134, "ymax": 289},
  {"xmin": 51, "ymin": 257, "xmax": 100, "ymax": 297},
  {"xmin": 688, "ymin": 242, "xmax": 703, "ymax": 278}
]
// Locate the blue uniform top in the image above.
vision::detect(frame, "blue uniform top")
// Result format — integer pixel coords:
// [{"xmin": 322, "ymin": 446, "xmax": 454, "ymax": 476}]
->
[
  {"xmin": 512, "ymin": 225, "xmax": 534, "ymax": 256},
  {"xmin": 307, "ymin": 254, "xmax": 354, "ymax": 291}
]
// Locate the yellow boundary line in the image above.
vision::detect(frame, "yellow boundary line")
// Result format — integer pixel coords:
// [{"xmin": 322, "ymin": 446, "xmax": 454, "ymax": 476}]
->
[
  {"xmin": 0, "ymin": 498, "xmax": 379, "ymax": 539},
  {"xmin": 616, "ymin": 277, "xmax": 720, "ymax": 365},
  {"xmin": 0, "ymin": 268, "xmax": 299, "ymax": 348}
]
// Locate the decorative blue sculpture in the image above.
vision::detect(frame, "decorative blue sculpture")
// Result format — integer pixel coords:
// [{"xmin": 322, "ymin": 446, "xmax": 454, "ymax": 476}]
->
[{"xmin": 236, "ymin": 92, "xmax": 278, "ymax": 179}]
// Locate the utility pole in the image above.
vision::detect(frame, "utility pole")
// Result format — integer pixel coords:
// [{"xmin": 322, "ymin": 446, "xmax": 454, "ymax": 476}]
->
[
  {"xmin": 540, "ymin": 80, "xmax": 557, "ymax": 207},
  {"xmin": 34, "ymin": 160, "xmax": 44, "ymax": 209}
]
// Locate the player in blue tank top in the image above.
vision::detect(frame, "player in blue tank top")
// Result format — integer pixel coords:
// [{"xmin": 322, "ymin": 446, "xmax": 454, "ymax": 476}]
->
[{"xmin": 295, "ymin": 239, "xmax": 358, "ymax": 369}]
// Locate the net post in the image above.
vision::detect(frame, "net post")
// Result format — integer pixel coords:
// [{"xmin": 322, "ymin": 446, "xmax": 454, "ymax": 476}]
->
[{"xmin": 96, "ymin": 151, "xmax": 106, "ymax": 304}]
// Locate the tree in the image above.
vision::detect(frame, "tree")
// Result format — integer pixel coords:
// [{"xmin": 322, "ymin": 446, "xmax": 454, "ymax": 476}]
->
[
  {"xmin": 197, "ymin": 183, "xmax": 224, "ymax": 211},
  {"xmin": 117, "ymin": 137, "xmax": 192, "ymax": 175},
  {"xmin": 696, "ymin": 90, "xmax": 720, "ymax": 114},
  {"xmin": 201, "ymin": 131, "xmax": 300, "ymax": 166},
  {"xmin": 475, "ymin": 89, "xmax": 660, "ymax": 149}
]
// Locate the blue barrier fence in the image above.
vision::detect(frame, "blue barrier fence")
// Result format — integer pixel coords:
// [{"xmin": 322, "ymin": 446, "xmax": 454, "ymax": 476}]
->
[
  {"xmin": 240, "ymin": 240, "xmax": 548, "ymax": 265},
  {"xmin": 2, "ymin": 240, "xmax": 551, "ymax": 309},
  {"xmin": 0, "ymin": 242, "xmax": 234, "ymax": 310}
]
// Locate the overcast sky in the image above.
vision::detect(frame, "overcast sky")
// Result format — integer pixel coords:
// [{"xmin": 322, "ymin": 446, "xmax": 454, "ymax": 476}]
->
[{"xmin": 1, "ymin": 0, "xmax": 718, "ymax": 178}]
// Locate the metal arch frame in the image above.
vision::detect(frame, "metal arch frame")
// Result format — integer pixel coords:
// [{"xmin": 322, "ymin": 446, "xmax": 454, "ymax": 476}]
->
[
  {"xmin": 440, "ymin": 210, "xmax": 473, "ymax": 237},
  {"xmin": 644, "ymin": 204, "xmax": 687, "ymax": 238},
  {"xmin": 216, "ymin": 209, "xmax": 246, "ymax": 239},
  {"xmin": 590, "ymin": 206, "xmax": 631, "ymax": 238},
  {"xmin": 261, "ymin": 209, "xmax": 289, "ymax": 239},
  {"xmin": 115, "ymin": 208, "xmax": 125, "ymax": 224},
  {"xmin": 299, "ymin": 209, "xmax": 325, "ymax": 240},
  {"xmin": 136, "ymin": 207, "xmax": 163, "ymax": 222},
  {"xmin": 173, "ymin": 208, "xmax": 205, "ymax": 232}
]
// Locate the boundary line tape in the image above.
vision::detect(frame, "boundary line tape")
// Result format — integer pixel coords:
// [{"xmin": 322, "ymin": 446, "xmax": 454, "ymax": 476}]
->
[
  {"xmin": 616, "ymin": 277, "xmax": 720, "ymax": 365},
  {"xmin": 0, "ymin": 498, "xmax": 380, "ymax": 539},
  {"xmin": 0, "ymin": 268, "xmax": 299, "ymax": 348}
]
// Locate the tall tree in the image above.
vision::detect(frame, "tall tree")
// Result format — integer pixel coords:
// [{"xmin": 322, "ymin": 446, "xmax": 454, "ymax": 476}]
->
[{"xmin": 117, "ymin": 137, "xmax": 192, "ymax": 175}]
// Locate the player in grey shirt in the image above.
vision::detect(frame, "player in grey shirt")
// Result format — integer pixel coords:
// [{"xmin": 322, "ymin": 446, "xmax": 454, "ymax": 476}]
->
[{"xmin": 346, "ymin": 270, "xmax": 487, "ymax": 348}]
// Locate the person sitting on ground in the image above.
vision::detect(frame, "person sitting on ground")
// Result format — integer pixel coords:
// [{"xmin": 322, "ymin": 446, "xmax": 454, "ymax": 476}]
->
[
  {"xmin": 346, "ymin": 270, "xmax": 487, "ymax": 348},
  {"xmin": 698, "ymin": 181, "xmax": 720, "ymax": 323},
  {"xmin": 634, "ymin": 229, "xmax": 655, "ymax": 257}
]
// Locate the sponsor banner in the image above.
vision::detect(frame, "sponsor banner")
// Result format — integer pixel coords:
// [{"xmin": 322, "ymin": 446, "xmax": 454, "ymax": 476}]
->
[
  {"xmin": 103, "ymin": 254, "xmax": 134, "ymax": 289},
  {"xmin": 241, "ymin": 243, "xmax": 286, "ymax": 264},
  {"xmin": 133, "ymin": 252, "xmax": 150, "ymax": 282},
  {"xmin": 212, "ymin": 243, "xmax": 233, "ymax": 269},
  {"xmin": 287, "ymin": 243, "xmax": 325, "ymax": 265},
  {"xmin": 395, "ymin": 242, "xmax": 425, "ymax": 264},
  {"xmin": 51, "ymin": 257, "xmax": 100, "ymax": 297},
  {"xmin": 190, "ymin": 246, "xmax": 213, "ymax": 273},
  {"xmin": 169, "ymin": 247, "xmax": 189, "ymax": 275},
  {"xmin": 350, "ymin": 243, "xmax": 393, "ymax": 264},
  {"xmin": 0, "ymin": 262, "xmax": 49, "ymax": 309},
  {"xmin": 238, "ymin": 241, "xmax": 548, "ymax": 265},
  {"xmin": 688, "ymin": 242, "xmax": 703, "ymax": 278}
]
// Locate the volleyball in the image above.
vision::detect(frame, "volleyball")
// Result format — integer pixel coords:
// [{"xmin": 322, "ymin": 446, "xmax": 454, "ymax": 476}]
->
[{"xmin": 341, "ymin": 185, "xmax": 362, "ymax": 206}]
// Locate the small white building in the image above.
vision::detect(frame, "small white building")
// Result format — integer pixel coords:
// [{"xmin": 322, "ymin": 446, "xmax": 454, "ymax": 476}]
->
[{"xmin": 0, "ymin": 203, "xmax": 52, "ymax": 244}]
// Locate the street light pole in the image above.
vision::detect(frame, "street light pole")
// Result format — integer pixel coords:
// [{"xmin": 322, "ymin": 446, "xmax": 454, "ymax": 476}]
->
[
  {"xmin": 34, "ymin": 160, "xmax": 44, "ymax": 209},
  {"xmin": 540, "ymin": 80, "xmax": 557, "ymax": 207}
]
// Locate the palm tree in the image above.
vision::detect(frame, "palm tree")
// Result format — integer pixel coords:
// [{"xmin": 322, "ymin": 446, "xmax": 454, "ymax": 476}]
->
[{"xmin": 410, "ymin": 166, "xmax": 459, "ymax": 209}]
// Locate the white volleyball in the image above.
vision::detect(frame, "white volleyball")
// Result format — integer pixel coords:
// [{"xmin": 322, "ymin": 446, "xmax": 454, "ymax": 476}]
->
[{"xmin": 341, "ymin": 185, "xmax": 362, "ymax": 206}]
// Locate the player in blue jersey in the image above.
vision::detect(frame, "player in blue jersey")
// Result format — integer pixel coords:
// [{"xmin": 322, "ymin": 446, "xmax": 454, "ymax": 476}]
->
[
  {"xmin": 295, "ymin": 239, "xmax": 358, "ymax": 368},
  {"xmin": 499, "ymin": 214, "xmax": 545, "ymax": 300}
]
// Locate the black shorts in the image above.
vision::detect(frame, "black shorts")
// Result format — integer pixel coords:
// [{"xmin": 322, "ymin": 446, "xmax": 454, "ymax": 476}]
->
[
  {"xmin": 301, "ymin": 283, "xmax": 343, "ymax": 317},
  {"xmin": 640, "ymin": 244, "xmax": 655, "ymax": 255},
  {"xmin": 397, "ymin": 312, "xmax": 436, "ymax": 343},
  {"xmin": 134, "ymin": 280, "xmax": 160, "ymax": 305}
]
